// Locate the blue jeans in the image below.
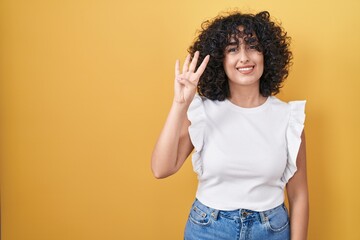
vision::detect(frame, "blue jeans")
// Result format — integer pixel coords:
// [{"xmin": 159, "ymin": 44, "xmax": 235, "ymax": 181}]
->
[{"xmin": 184, "ymin": 198, "xmax": 290, "ymax": 240}]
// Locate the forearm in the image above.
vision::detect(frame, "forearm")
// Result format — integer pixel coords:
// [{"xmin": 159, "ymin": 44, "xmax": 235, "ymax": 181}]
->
[
  {"xmin": 151, "ymin": 101, "xmax": 190, "ymax": 178},
  {"xmin": 289, "ymin": 194, "xmax": 309, "ymax": 240}
]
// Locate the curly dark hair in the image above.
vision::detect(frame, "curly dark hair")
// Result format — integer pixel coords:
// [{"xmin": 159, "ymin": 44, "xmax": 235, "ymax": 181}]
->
[{"xmin": 188, "ymin": 11, "xmax": 292, "ymax": 100}]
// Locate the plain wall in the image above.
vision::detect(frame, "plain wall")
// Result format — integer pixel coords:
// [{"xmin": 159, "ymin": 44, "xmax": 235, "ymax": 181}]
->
[{"xmin": 1, "ymin": 0, "xmax": 359, "ymax": 239}]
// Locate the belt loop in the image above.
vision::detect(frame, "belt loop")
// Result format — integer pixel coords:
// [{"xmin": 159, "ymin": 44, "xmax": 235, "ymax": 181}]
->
[
  {"xmin": 211, "ymin": 209, "xmax": 219, "ymax": 220},
  {"xmin": 259, "ymin": 211, "xmax": 267, "ymax": 224}
]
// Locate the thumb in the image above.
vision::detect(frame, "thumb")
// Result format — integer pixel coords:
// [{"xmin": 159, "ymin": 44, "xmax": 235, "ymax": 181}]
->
[{"xmin": 177, "ymin": 76, "xmax": 197, "ymax": 89}]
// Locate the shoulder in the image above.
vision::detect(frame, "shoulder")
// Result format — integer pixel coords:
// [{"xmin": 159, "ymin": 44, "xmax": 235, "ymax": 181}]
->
[
  {"xmin": 268, "ymin": 96, "xmax": 290, "ymax": 116},
  {"xmin": 189, "ymin": 94, "xmax": 226, "ymax": 113},
  {"xmin": 270, "ymin": 96, "xmax": 288, "ymax": 107},
  {"xmin": 270, "ymin": 96, "xmax": 306, "ymax": 113}
]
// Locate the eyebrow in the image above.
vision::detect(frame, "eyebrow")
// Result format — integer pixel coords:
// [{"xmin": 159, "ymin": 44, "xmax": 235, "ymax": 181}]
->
[{"xmin": 228, "ymin": 41, "xmax": 238, "ymax": 46}]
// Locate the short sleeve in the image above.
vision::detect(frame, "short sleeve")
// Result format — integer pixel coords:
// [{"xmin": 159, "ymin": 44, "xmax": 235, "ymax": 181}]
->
[
  {"xmin": 282, "ymin": 100, "xmax": 306, "ymax": 183},
  {"xmin": 187, "ymin": 94, "xmax": 206, "ymax": 176}
]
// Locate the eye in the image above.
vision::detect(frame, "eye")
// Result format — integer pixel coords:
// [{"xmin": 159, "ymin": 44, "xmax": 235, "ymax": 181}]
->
[
  {"xmin": 247, "ymin": 45, "xmax": 257, "ymax": 50},
  {"xmin": 227, "ymin": 47, "xmax": 238, "ymax": 53}
]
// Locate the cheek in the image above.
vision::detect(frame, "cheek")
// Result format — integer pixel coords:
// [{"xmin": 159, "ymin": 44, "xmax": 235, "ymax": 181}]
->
[
  {"xmin": 223, "ymin": 59, "xmax": 233, "ymax": 73},
  {"xmin": 257, "ymin": 55, "xmax": 264, "ymax": 71}
]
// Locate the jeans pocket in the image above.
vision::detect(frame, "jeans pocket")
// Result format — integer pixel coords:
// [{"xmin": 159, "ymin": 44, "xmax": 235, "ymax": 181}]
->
[
  {"xmin": 188, "ymin": 204, "xmax": 212, "ymax": 226},
  {"xmin": 265, "ymin": 204, "xmax": 289, "ymax": 232}
]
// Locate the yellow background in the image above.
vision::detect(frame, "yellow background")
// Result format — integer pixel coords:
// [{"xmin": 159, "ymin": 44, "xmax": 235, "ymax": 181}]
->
[{"xmin": 1, "ymin": 0, "xmax": 359, "ymax": 239}]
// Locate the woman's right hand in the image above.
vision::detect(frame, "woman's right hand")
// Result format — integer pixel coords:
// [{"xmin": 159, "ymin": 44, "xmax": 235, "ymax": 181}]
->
[
  {"xmin": 174, "ymin": 51, "xmax": 210, "ymax": 104},
  {"xmin": 151, "ymin": 52, "xmax": 209, "ymax": 179}
]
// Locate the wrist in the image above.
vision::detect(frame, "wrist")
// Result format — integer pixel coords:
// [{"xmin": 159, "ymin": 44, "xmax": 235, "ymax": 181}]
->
[
  {"xmin": 171, "ymin": 99, "xmax": 191, "ymax": 112},
  {"xmin": 172, "ymin": 97, "xmax": 191, "ymax": 106}
]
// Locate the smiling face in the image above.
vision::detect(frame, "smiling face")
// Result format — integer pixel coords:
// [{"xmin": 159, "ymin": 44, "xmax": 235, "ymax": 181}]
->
[{"xmin": 223, "ymin": 26, "xmax": 264, "ymax": 90}]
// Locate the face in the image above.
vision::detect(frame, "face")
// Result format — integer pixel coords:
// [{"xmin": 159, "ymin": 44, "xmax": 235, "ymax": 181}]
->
[{"xmin": 223, "ymin": 26, "xmax": 264, "ymax": 89}]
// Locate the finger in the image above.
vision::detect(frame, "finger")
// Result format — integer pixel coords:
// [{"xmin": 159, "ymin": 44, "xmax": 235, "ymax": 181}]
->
[
  {"xmin": 189, "ymin": 51, "xmax": 199, "ymax": 72},
  {"xmin": 177, "ymin": 77, "xmax": 196, "ymax": 88},
  {"xmin": 175, "ymin": 59, "xmax": 180, "ymax": 76},
  {"xmin": 194, "ymin": 55, "xmax": 210, "ymax": 77},
  {"xmin": 182, "ymin": 54, "xmax": 191, "ymax": 73},
  {"xmin": 175, "ymin": 73, "xmax": 185, "ymax": 82}
]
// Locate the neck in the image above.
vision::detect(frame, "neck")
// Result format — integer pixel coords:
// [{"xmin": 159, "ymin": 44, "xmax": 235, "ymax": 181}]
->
[{"xmin": 228, "ymin": 84, "xmax": 267, "ymax": 108}]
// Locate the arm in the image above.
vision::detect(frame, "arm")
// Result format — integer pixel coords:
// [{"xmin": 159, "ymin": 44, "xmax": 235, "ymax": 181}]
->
[
  {"xmin": 286, "ymin": 130, "xmax": 309, "ymax": 240},
  {"xmin": 151, "ymin": 52, "xmax": 210, "ymax": 179},
  {"xmin": 151, "ymin": 102, "xmax": 194, "ymax": 179}
]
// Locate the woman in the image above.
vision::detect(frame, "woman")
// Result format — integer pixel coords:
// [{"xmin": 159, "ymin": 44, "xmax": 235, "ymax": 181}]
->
[{"xmin": 151, "ymin": 10, "xmax": 309, "ymax": 240}]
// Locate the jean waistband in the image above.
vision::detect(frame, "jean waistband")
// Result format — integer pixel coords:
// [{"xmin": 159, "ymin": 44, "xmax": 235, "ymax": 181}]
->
[{"xmin": 192, "ymin": 198, "xmax": 286, "ymax": 223}]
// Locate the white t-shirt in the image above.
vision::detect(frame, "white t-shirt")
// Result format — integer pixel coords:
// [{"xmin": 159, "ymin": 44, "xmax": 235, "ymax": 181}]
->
[{"xmin": 187, "ymin": 94, "xmax": 306, "ymax": 211}]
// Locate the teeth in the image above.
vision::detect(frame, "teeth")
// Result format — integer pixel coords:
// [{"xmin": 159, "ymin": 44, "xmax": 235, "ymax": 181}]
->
[{"xmin": 237, "ymin": 67, "xmax": 253, "ymax": 71}]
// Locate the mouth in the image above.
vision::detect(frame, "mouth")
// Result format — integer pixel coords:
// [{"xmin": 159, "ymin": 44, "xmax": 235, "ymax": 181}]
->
[{"xmin": 236, "ymin": 65, "xmax": 255, "ymax": 74}]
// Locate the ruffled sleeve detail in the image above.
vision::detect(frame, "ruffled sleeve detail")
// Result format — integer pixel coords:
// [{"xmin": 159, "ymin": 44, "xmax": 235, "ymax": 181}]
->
[
  {"xmin": 187, "ymin": 94, "xmax": 206, "ymax": 176},
  {"xmin": 282, "ymin": 100, "xmax": 306, "ymax": 183}
]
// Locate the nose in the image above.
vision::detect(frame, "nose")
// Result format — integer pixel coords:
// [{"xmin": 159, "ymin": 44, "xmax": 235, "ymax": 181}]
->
[{"xmin": 238, "ymin": 45, "xmax": 250, "ymax": 63}]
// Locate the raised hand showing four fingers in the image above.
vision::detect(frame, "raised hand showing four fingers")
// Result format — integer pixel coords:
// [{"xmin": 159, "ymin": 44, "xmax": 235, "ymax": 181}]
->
[{"xmin": 174, "ymin": 51, "xmax": 210, "ymax": 104}]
